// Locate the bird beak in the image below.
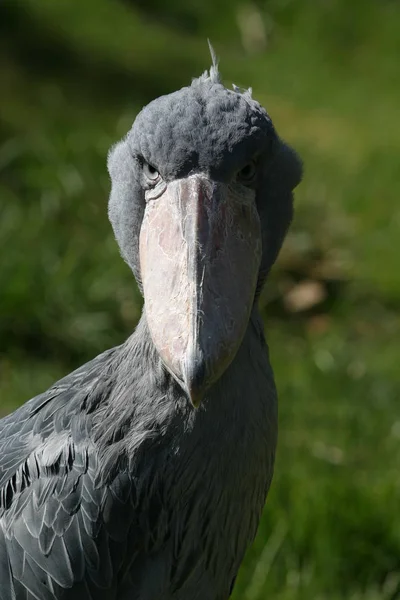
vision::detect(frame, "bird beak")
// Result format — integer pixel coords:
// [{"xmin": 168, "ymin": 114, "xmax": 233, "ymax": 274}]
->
[{"xmin": 139, "ymin": 174, "xmax": 262, "ymax": 407}]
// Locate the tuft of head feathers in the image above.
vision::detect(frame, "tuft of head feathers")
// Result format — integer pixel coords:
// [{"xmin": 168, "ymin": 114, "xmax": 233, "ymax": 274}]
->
[
  {"xmin": 232, "ymin": 83, "xmax": 253, "ymax": 99},
  {"xmin": 195, "ymin": 42, "xmax": 254, "ymax": 105},
  {"xmin": 207, "ymin": 40, "xmax": 220, "ymax": 83},
  {"xmin": 196, "ymin": 40, "xmax": 221, "ymax": 84}
]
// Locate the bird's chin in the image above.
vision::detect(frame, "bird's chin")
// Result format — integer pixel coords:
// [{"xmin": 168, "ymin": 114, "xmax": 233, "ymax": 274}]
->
[{"xmin": 139, "ymin": 173, "xmax": 262, "ymax": 407}]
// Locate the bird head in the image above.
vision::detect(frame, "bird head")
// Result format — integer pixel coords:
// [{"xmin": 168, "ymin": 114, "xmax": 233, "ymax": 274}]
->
[{"xmin": 108, "ymin": 54, "xmax": 302, "ymax": 407}]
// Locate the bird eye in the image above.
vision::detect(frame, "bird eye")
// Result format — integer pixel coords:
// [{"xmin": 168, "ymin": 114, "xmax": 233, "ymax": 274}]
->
[
  {"xmin": 237, "ymin": 161, "xmax": 257, "ymax": 185},
  {"xmin": 143, "ymin": 162, "xmax": 160, "ymax": 183}
]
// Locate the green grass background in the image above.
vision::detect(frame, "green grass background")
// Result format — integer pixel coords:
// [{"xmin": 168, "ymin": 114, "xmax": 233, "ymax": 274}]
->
[{"xmin": 1, "ymin": 1, "xmax": 399, "ymax": 597}]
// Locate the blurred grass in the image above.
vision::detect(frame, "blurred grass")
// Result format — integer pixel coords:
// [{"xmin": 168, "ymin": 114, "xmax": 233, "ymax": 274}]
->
[{"xmin": 1, "ymin": 0, "xmax": 400, "ymax": 598}]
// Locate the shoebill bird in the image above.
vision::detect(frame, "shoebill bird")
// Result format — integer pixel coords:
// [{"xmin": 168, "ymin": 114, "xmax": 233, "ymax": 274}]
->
[{"xmin": 0, "ymin": 55, "xmax": 302, "ymax": 599}]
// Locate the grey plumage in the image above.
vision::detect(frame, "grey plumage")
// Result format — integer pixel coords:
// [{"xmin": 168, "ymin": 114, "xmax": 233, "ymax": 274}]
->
[{"xmin": 0, "ymin": 61, "xmax": 301, "ymax": 599}]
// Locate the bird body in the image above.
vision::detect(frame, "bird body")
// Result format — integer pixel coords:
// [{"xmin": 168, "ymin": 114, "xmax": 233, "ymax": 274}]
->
[
  {"xmin": 0, "ymin": 56, "xmax": 301, "ymax": 598},
  {"xmin": 0, "ymin": 314, "xmax": 275, "ymax": 599}
]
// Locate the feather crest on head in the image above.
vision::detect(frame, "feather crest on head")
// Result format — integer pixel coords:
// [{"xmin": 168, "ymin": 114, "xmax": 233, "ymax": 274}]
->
[
  {"xmin": 195, "ymin": 40, "xmax": 221, "ymax": 84},
  {"xmin": 195, "ymin": 41, "xmax": 254, "ymax": 104}
]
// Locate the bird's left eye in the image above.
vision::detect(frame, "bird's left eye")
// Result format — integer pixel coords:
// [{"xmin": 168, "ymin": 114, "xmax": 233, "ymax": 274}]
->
[
  {"xmin": 143, "ymin": 162, "xmax": 160, "ymax": 183},
  {"xmin": 237, "ymin": 161, "xmax": 257, "ymax": 185}
]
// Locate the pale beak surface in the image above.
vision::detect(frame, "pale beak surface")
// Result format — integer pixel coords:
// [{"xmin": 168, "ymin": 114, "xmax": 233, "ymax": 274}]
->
[{"xmin": 139, "ymin": 174, "xmax": 261, "ymax": 407}]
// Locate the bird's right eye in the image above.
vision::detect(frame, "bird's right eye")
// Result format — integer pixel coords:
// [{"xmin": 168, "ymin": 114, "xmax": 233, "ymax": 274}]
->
[
  {"xmin": 143, "ymin": 162, "xmax": 160, "ymax": 183},
  {"xmin": 236, "ymin": 160, "xmax": 257, "ymax": 186}
]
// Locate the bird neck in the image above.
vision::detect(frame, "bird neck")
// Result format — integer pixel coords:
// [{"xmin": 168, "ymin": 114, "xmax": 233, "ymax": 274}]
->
[
  {"xmin": 92, "ymin": 305, "xmax": 275, "ymax": 486},
  {"xmin": 125, "ymin": 305, "xmax": 272, "ymax": 422}
]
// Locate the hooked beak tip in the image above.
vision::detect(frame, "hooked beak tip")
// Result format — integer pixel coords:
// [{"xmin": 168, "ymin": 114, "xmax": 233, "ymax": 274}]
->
[{"xmin": 182, "ymin": 352, "xmax": 207, "ymax": 409}]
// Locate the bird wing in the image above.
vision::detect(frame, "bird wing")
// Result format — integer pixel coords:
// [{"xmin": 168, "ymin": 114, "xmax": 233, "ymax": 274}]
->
[{"xmin": 0, "ymin": 349, "xmax": 135, "ymax": 600}]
